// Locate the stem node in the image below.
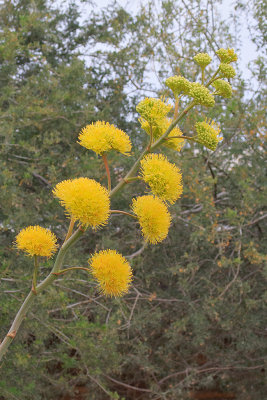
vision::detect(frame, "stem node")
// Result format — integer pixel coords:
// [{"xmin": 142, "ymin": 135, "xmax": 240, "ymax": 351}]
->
[{"xmin": 7, "ymin": 331, "xmax": 16, "ymax": 339}]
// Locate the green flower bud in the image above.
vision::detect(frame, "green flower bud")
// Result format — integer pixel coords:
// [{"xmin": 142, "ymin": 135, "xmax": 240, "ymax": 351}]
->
[
  {"xmin": 189, "ymin": 83, "xmax": 215, "ymax": 107},
  {"xmin": 219, "ymin": 63, "xmax": 236, "ymax": 78},
  {"xmin": 136, "ymin": 98, "xmax": 172, "ymax": 124},
  {"xmin": 212, "ymin": 79, "xmax": 232, "ymax": 98},
  {"xmin": 195, "ymin": 119, "xmax": 222, "ymax": 151},
  {"xmin": 216, "ymin": 48, "xmax": 238, "ymax": 63},
  {"xmin": 165, "ymin": 76, "xmax": 192, "ymax": 97},
  {"xmin": 193, "ymin": 53, "xmax": 212, "ymax": 68}
]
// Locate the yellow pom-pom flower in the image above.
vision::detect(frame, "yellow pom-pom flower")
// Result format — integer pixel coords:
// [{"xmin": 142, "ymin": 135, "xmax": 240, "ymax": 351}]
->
[
  {"xmin": 216, "ymin": 48, "xmax": 238, "ymax": 63},
  {"xmin": 193, "ymin": 53, "xmax": 212, "ymax": 68},
  {"xmin": 78, "ymin": 121, "xmax": 132, "ymax": 155},
  {"xmin": 165, "ymin": 76, "xmax": 192, "ymax": 97},
  {"xmin": 195, "ymin": 119, "xmax": 222, "ymax": 151},
  {"xmin": 140, "ymin": 117, "xmax": 185, "ymax": 152},
  {"xmin": 136, "ymin": 97, "xmax": 172, "ymax": 124},
  {"xmin": 140, "ymin": 154, "xmax": 183, "ymax": 204},
  {"xmin": 53, "ymin": 177, "xmax": 110, "ymax": 228},
  {"xmin": 212, "ymin": 79, "xmax": 232, "ymax": 98},
  {"xmin": 132, "ymin": 195, "xmax": 171, "ymax": 244},
  {"xmin": 90, "ymin": 250, "xmax": 133, "ymax": 297},
  {"xmin": 219, "ymin": 63, "xmax": 236, "ymax": 78},
  {"xmin": 15, "ymin": 226, "xmax": 58, "ymax": 257},
  {"xmin": 189, "ymin": 83, "xmax": 215, "ymax": 107}
]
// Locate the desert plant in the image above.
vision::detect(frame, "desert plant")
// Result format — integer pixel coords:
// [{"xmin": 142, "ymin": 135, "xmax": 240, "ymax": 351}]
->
[{"xmin": 0, "ymin": 47, "xmax": 238, "ymax": 362}]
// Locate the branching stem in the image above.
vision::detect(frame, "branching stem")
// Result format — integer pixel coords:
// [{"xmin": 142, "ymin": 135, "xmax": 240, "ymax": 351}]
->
[
  {"xmin": 64, "ymin": 217, "xmax": 75, "ymax": 243},
  {"xmin": 110, "ymin": 210, "xmax": 137, "ymax": 219},
  {"xmin": 124, "ymin": 176, "xmax": 140, "ymax": 183},
  {"xmin": 173, "ymin": 97, "xmax": 179, "ymax": 119},
  {"xmin": 102, "ymin": 153, "xmax": 111, "ymax": 192},
  {"xmin": 52, "ymin": 266, "xmax": 90, "ymax": 276},
  {"xmin": 32, "ymin": 255, "xmax": 39, "ymax": 295},
  {"xmin": 165, "ymin": 135, "xmax": 198, "ymax": 142},
  {"xmin": 201, "ymin": 68, "xmax": 205, "ymax": 84},
  {"xmin": 205, "ymin": 68, "xmax": 220, "ymax": 87}
]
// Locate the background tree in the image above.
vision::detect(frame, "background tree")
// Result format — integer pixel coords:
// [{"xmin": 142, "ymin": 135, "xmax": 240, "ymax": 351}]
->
[{"xmin": 0, "ymin": 0, "xmax": 266, "ymax": 399}]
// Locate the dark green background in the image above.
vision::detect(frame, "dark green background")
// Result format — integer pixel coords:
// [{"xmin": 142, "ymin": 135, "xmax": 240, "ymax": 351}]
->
[{"xmin": 0, "ymin": 1, "xmax": 266, "ymax": 399}]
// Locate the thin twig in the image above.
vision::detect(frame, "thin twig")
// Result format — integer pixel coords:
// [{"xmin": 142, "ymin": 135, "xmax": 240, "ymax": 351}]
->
[{"xmin": 102, "ymin": 153, "xmax": 111, "ymax": 192}]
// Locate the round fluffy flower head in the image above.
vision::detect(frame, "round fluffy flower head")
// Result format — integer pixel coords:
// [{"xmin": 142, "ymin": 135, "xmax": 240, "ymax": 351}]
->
[
  {"xmin": 193, "ymin": 53, "xmax": 212, "ymax": 68},
  {"xmin": 189, "ymin": 83, "xmax": 215, "ymax": 107},
  {"xmin": 132, "ymin": 195, "xmax": 171, "ymax": 244},
  {"xmin": 90, "ymin": 250, "xmax": 133, "ymax": 297},
  {"xmin": 216, "ymin": 48, "xmax": 238, "ymax": 64},
  {"xmin": 212, "ymin": 79, "xmax": 232, "ymax": 98},
  {"xmin": 78, "ymin": 121, "xmax": 131, "ymax": 155},
  {"xmin": 136, "ymin": 97, "xmax": 172, "ymax": 124},
  {"xmin": 195, "ymin": 119, "xmax": 222, "ymax": 151},
  {"xmin": 219, "ymin": 63, "xmax": 236, "ymax": 79},
  {"xmin": 53, "ymin": 178, "xmax": 110, "ymax": 228},
  {"xmin": 165, "ymin": 76, "xmax": 192, "ymax": 97},
  {"xmin": 15, "ymin": 226, "xmax": 58, "ymax": 257},
  {"xmin": 140, "ymin": 117, "xmax": 184, "ymax": 151},
  {"xmin": 140, "ymin": 154, "xmax": 183, "ymax": 204}
]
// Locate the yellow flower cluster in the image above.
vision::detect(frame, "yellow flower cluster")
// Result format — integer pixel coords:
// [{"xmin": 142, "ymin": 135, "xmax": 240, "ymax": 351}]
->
[
  {"xmin": 132, "ymin": 195, "xmax": 171, "ymax": 244},
  {"xmin": 78, "ymin": 121, "xmax": 132, "ymax": 155},
  {"xmin": 90, "ymin": 250, "xmax": 133, "ymax": 297},
  {"xmin": 195, "ymin": 119, "xmax": 222, "ymax": 151},
  {"xmin": 140, "ymin": 154, "xmax": 183, "ymax": 204},
  {"xmin": 219, "ymin": 63, "xmax": 236, "ymax": 78},
  {"xmin": 53, "ymin": 177, "xmax": 110, "ymax": 228},
  {"xmin": 216, "ymin": 48, "xmax": 238, "ymax": 63},
  {"xmin": 140, "ymin": 117, "xmax": 184, "ymax": 152},
  {"xmin": 212, "ymin": 79, "xmax": 232, "ymax": 98},
  {"xmin": 193, "ymin": 53, "xmax": 212, "ymax": 68},
  {"xmin": 189, "ymin": 82, "xmax": 215, "ymax": 107},
  {"xmin": 15, "ymin": 226, "xmax": 58, "ymax": 258},
  {"xmin": 165, "ymin": 76, "xmax": 192, "ymax": 97},
  {"xmin": 136, "ymin": 98, "xmax": 172, "ymax": 124}
]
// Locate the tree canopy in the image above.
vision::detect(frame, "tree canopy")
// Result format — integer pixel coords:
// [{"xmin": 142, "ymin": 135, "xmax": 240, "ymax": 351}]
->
[{"xmin": 0, "ymin": 1, "xmax": 266, "ymax": 399}]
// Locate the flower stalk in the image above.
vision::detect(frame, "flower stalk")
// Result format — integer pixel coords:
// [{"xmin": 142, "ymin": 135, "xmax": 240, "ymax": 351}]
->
[
  {"xmin": 31, "ymin": 255, "xmax": 39, "ymax": 295},
  {"xmin": 64, "ymin": 217, "xmax": 75, "ymax": 243},
  {"xmin": 102, "ymin": 153, "xmax": 111, "ymax": 192}
]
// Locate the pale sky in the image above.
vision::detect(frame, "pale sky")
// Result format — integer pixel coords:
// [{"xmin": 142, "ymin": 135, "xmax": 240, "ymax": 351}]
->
[{"xmin": 90, "ymin": 0, "xmax": 258, "ymax": 80}]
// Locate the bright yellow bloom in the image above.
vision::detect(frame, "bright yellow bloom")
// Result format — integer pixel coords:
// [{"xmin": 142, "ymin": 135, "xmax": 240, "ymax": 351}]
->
[
  {"xmin": 189, "ymin": 83, "xmax": 215, "ymax": 107},
  {"xmin": 216, "ymin": 48, "xmax": 238, "ymax": 63},
  {"xmin": 15, "ymin": 226, "xmax": 58, "ymax": 257},
  {"xmin": 140, "ymin": 154, "xmax": 183, "ymax": 204},
  {"xmin": 193, "ymin": 53, "xmax": 212, "ymax": 68},
  {"xmin": 90, "ymin": 250, "xmax": 133, "ymax": 297},
  {"xmin": 140, "ymin": 117, "xmax": 185, "ymax": 152},
  {"xmin": 78, "ymin": 121, "xmax": 132, "ymax": 155},
  {"xmin": 136, "ymin": 97, "xmax": 172, "ymax": 124},
  {"xmin": 132, "ymin": 195, "xmax": 171, "ymax": 244},
  {"xmin": 53, "ymin": 177, "xmax": 110, "ymax": 228},
  {"xmin": 165, "ymin": 76, "xmax": 192, "ymax": 97},
  {"xmin": 212, "ymin": 79, "xmax": 232, "ymax": 98},
  {"xmin": 219, "ymin": 63, "xmax": 236, "ymax": 78},
  {"xmin": 195, "ymin": 119, "xmax": 222, "ymax": 151}
]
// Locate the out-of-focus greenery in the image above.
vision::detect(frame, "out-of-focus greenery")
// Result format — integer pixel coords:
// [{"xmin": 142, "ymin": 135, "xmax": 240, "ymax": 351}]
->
[{"xmin": 0, "ymin": 0, "xmax": 266, "ymax": 399}]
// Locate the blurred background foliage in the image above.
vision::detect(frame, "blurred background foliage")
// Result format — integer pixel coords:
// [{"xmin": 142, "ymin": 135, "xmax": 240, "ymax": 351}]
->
[{"xmin": 0, "ymin": 0, "xmax": 266, "ymax": 399}]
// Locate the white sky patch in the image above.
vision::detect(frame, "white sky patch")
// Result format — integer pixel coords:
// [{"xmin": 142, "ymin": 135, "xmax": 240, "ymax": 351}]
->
[
  {"xmin": 89, "ymin": 0, "xmax": 258, "ymax": 81},
  {"xmin": 217, "ymin": 0, "xmax": 258, "ymax": 79}
]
